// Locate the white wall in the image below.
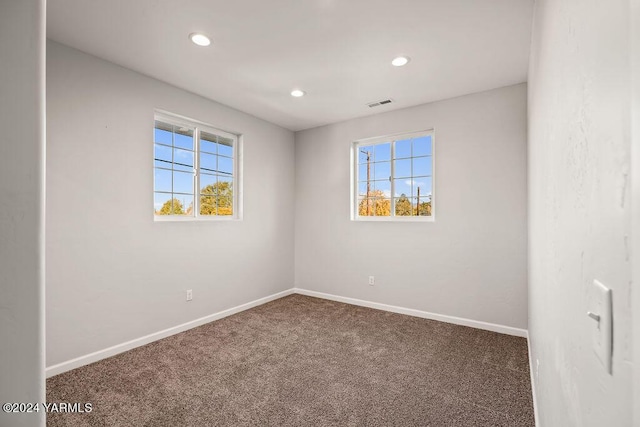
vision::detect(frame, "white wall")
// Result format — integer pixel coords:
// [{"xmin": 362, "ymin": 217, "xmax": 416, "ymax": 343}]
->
[
  {"xmin": 46, "ymin": 41, "xmax": 295, "ymax": 368},
  {"xmin": 294, "ymin": 84, "xmax": 528, "ymax": 330},
  {"xmin": 633, "ymin": 1, "xmax": 640, "ymax": 424},
  {"xmin": 0, "ymin": 0, "xmax": 46, "ymax": 426},
  {"xmin": 528, "ymin": 0, "xmax": 633, "ymax": 425}
]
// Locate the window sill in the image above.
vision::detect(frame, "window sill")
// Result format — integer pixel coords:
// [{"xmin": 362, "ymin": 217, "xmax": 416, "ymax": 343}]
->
[
  {"xmin": 154, "ymin": 215, "xmax": 241, "ymax": 222},
  {"xmin": 353, "ymin": 216, "xmax": 435, "ymax": 222}
]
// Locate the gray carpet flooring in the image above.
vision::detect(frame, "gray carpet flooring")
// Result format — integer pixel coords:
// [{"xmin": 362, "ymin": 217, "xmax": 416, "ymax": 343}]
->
[{"xmin": 47, "ymin": 294, "xmax": 534, "ymax": 426}]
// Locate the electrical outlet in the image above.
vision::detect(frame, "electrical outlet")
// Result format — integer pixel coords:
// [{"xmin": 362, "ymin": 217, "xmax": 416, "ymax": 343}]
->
[
  {"xmin": 186, "ymin": 289, "xmax": 193, "ymax": 301},
  {"xmin": 368, "ymin": 276, "xmax": 375, "ymax": 286}
]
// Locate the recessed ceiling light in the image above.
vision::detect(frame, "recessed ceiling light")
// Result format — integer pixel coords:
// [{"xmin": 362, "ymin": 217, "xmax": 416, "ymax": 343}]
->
[
  {"xmin": 291, "ymin": 89, "xmax": 306, "ymax": 97},
  {"xmin": 391, "ymin": 56, "xmax": 410, "ymax": 67},
  {"xmin": 189, "ymin": 33, "xmax": 211, "ymax": 47}
]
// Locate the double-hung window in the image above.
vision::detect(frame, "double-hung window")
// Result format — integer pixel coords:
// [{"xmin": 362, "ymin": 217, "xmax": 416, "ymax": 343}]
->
[
  {"xmin": 153, "ymin": 112, "xmax": 239, "ymax": 220},
  {"xmin": 352, "ymin": 130, "xmax": 434, "ymax": 220}
]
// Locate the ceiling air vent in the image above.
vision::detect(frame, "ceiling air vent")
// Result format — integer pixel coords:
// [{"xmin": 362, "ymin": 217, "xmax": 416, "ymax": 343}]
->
[{"xmin": 367, "ymin": 99, "xmax": 393, "ymax": 108}]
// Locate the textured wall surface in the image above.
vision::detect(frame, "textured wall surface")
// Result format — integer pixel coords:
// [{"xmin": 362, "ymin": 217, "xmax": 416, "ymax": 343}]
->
[
  {"xmin": 46, "ymin": 42, "xmax": 295, "ymax": 367},
  {"xmin": 0, "ymin": 1, "xmax": 46, "ymax": 426},
  {"xmin": 528, "ymin": 0, "xmax": 633, "ymax": 425},
  {"xmin": 295, "ymin": 84, "xmax": 528, "ymax": 330}
]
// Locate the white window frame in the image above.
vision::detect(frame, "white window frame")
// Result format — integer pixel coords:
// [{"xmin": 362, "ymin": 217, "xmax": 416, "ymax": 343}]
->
[
  {"xmin": 351, "ymin": 129, "xmax": 435, "ymax": 222},
  {"xmin": 153, "ymin": 111, "xmax": 242, "ymax": 221}
]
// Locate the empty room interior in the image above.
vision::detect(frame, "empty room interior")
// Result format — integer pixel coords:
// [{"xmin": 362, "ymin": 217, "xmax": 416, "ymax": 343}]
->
[{"xmin": 1, "ymin": 0, "xmax": 638, "ymax": 426}]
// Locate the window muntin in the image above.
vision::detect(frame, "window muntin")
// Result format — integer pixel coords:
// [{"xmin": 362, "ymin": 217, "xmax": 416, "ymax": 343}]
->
[
  {"xmin": 153, "ymin": 114, "xmax": 238, "ymax": 219},
  {"xmin": 353, "ymin": 131, "xmax": 434, "ymax": 220}
]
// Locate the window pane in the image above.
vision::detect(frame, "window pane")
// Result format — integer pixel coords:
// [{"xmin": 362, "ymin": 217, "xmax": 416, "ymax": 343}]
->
[
  {"xmin": 209, "ymin": 177, "xmax": 232, "ymax": 195},
  {"xmin": 417, "ymin": 198, "xmax": 432, "ymax": 216},
  {"xmin": 199, "ymin": 194, "xmax": 217, "ymax": 216},
  {"xmin": 402, "ymin": 197, "xmax": 432, "ymax": 217},
  {"xmin": 358, "ymin": 196, "xmax": 391, "ymax": 217},
  {"xmin": 154, "ymin": 168, "xmax": 171, "ymax": 192},
  {"xmin": 412, "ymin": 156, "xmax": 432, "ymax": 176},
  {"xmin": 154, "ymin": 144, "xmax": 172, "ymax": 168},
  {"xmin": 200, "ymin": 152, "xmax": 217, "ymax": 173},
  {"xmin": 372, "ymin": 198, "xmax": 391, "ymax": 216},
  {"xmin": 173, "ymin": 170, "xmax": 193, "ymax": 194},
  {"xmin": 358, "ymin": 146, "xmax": 373, "ymax": 164},
  {"xmin": 373, "ymin": 179, "xmax": 390, "ymax": 198},
  {"xmin": 357, "ymin": 197, "xmax": 374, "ymax": 217},
  {"xmin": 218, "ymin": 181, "xmax": 233, "ymax": 216},
  {"xmin": 154, "ymin": 194, "xmax": 190, "ymax": 215},
  {"xmin": 201, "ymin": 176, "xmax": 232, "ymax": 193},
  {"xmin": 154, "ymin": 192, "xmax": 172, "ymax": 215},
  {"xmin": 200, "ymin": 177, "xmax": 233, "ymax": 216},
  {"xmin": 411, "ymin": 177, "xmax": 431, "ymax": 200},
  {"xmin": 154, "ymin": 121, "xmax": 172, "ymax": 145},
  {"xmin": 394, "ymin": 158, "xmax": 411, "ymax": 178},
  {"xmin": 413, "ymin": 136, "xmax": 432, "ymax": 156},
  {"xmin": 219, "ymin": 204, "xmax": 233, "ymax": 216},
  {"xmin": 409, "ymin": 198, "xmax": 420, "ymax": 216},
  {"xmin": 173, "ymin": 148, "xmax": 194, "ymax": 172},
  {"xmin": 174, "ymin": 127, "xmax": 194, "ymax": 150},
  {"xmin": 216, "ymin": 177, "xmax": 233, "ymax": 215},
  {"xmin": 374, "ymin": 142, "xmax": 391, "ymax": 162},
  {"xmin": 358, "ymin": 182, "xmax": 368, "ymax": 197},
  {"xmin": 394, "ymin": 196, "xmax": 412, "ymax": 216},
  {"xmin": 395, "ymin": 139, "xmax": 411, "ymax": 159},
  {"xmin": 393, "ymin": 178, "xmax": 412, "ymax": 198},
  {"xmin": 373, "ymin": 161, "xmax": 390, "ymax": 180},
  {"xmin": 358, "ymin": 163, "xmax": 369, "ymax": 181},
  {"xmin": 218, "ymin": 137, "xmax": 233, "ymax": 157},
  {"xmin": 200, "ymin": 173, "xmax": 216, "ymax": 192},
  {"xmin": 172, "ymin": 194, "xmax": 193, "ymax": 216},
  {"xmin": 218, "ymin": 156, "xmax": 233, "ymax": 175},
  {"xmin": 200, "ymin": 131, "xmax": 218, "ymax": 154},
  {"xmin": 218, "ymin": 175, "xmax": 233, "ymax": 186}
]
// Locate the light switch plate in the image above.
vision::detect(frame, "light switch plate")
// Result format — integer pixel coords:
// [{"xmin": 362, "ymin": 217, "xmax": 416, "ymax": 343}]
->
[{"xmin": 590, "ymin": 280, "xmax": 612, "ymax": 374}]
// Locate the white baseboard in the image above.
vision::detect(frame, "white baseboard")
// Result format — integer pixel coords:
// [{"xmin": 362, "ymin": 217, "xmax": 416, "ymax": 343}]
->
[
  {"xmin": 46, "ymin": 288, "xmax": 294, "ymax": 378},
  {"xmin": 47, "ymin": 287, "xmax": 529, "ymax": 378},
  {"xmin": 527, "ymin": 331, "xmax": 540, "ymax": 426},
  {"xmin": 293, "ymin": 288, "xmax": 528, "ymax": 338}
]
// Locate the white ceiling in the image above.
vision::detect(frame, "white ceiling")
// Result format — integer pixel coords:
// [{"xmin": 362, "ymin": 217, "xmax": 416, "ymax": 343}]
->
[{"xmin": 47, "ymin": 0, "xmax": 534, "ymax": 131}]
